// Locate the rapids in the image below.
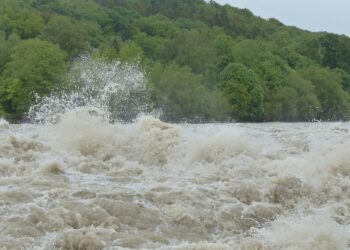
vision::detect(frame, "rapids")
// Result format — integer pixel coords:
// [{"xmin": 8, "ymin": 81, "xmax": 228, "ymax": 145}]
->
[
  {"xmin": 1, "ymin": 113, "xmax": 350, "ymax": 249},
  {"xmin": 1, "ymin": 58, "xmax": 350, "ymax": 249}
]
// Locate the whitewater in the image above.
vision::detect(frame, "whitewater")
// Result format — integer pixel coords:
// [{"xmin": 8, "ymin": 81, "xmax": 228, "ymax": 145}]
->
[{"xmin": 1, "ymin": 58, "xmax": 350, "ymax": 249}]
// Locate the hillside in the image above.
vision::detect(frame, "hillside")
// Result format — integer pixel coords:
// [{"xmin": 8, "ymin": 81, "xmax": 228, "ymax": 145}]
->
[{"xmin": 1, "ymin": 0, "xmax": 350, "ymax": 122}]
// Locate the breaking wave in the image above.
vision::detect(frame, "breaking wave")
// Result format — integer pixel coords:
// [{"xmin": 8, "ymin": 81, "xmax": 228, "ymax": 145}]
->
[{"xmin": 27, "ymin": 56, "xmax": 152, "ymax": 124}]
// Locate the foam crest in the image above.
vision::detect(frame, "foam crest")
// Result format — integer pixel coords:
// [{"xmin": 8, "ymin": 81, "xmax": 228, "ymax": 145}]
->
[{"xmin": 256, "ymin": 210, "xmax": 350, "ymax": 250}]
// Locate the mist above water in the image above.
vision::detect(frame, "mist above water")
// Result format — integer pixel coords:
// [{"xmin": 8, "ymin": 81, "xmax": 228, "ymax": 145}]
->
[{"xmin": 1, "ymin": 59, "xmax": 350, "ymax": 249}]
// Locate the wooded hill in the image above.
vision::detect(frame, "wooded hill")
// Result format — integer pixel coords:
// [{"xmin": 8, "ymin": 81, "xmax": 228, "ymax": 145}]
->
[{"xmin": 1, "ymin": 0, "xmax": 350, "ymax": 122}]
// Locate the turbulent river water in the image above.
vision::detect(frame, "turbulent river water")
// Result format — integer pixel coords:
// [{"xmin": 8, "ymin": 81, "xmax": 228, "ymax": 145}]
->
[
  {"xmin": 1, "ymin": 112, "xmax": 350, "ymax": 250},
  {"xmin": 1, "ymin": 58, "xmax": 350, "ymax": 249}
]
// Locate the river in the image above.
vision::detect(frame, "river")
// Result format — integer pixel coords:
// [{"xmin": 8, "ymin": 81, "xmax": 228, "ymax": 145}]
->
[{"xmin": 1, "ymin": 109, "xmax": 350, "ymax": 249}]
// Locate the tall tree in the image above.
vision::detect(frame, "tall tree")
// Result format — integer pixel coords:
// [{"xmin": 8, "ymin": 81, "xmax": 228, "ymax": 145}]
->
[
  {"xmin": 0, "ymin": 39, "xmax": 66, "ymax": 119},
  {"xmin": 220, "ymin": 63, "xmax": 265, "ymax": 121}
]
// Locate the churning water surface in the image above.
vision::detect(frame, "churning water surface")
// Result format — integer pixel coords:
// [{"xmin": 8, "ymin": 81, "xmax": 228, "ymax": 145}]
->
[
  {"xmin": 1, "ymin": 116, "xmax": 350, "ymax": 250},
  {"xmin": 1, "ymin": 58, "xmax": 350, "ymax": 250}
]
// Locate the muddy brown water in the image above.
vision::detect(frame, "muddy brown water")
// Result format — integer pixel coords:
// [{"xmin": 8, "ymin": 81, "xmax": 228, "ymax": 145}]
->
[{"xmin": 1, "ymin": 113, "xmax": 350, "ymax": 249}]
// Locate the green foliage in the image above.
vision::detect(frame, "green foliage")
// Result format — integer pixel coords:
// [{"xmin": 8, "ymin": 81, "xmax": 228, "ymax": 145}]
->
[
  {"xmin": 297, "ymin": 36, "xmax": 323, "ymax": 64},
  {"xmin": 107, "ymin": 7, "xmax": 140, "ymax": 39},
  {"xmin": 11, "ymin": 11, "xmax": 44, "ymax": 39},
  {"xmin": 46, "ymin": 0, "xmax": 112, "ymax": 27},
  {"xmin": 42, "ymin": 15, "xmax": 103, "ymax": 56},
  {"xmin": 0, "ymin": 78, "xmax": 28, "ymax": 119},
  {"xmin": 0, "ymin": 39, "xmax": 66, "ymax": 119},
  {"xmin": 0, "ymin": 0, "xmax": 44, "ymax": 38},
  {"xmin": 231, "ymin": 39, "xmax": 277, "ymax": 69},
  {"xmin": 1, "ymin": 0, "xmax": 350, "ymax": 122},
  {"xmin": 254, "ymin": 59, "xmax": 286, "ymax": 91},
  {"xmin": 136, "ymin": 15, "xmax": 179, "ymax": 38},
  {"xmin": 163, "ymin": 29, "xmax": 217, "ymax": 75},
  {"xmin": 214, "ymin": 34, "xmax": 236, "ymax": 73},
  {"xmin": 0, "ymin": 32, "xmax": 21, "ymax": 74},
  {"xmin": 150, "ymin": 63, "xmax": 229, "ymax": 121},
  {"xmin": 335, "ymin": 68, "xmax": 350, "ymax": 92},
  {"xmin": 220, "ymin": 63, "xmax": 265, "ymax": 121},
  {"xmin": 301, "ymin": 66, "xmax": 350, "ymax": 120},
  {"xmin": 133, "ymin": 32, "xmax": 166, "ymax": 60},
  {"xmin": 118, "ymin": 42, "xmax": 145, "ymax": 62},
  {"xmin": 0, "ymin": 15, "xmax": 12, "ymax": 35},
  {"xmin": 175, "ymin": 18, "xmax": 207, "ymax": 31},
  {"xmin": 99, "ymin": 39, "xmax": 145, "ymax": 63},
  {"xmin": 266, "ymin": 72, "xmax": 319, "ymax": 121}
]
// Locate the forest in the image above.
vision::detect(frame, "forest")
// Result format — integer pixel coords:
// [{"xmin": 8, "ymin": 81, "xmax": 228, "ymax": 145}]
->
[{"xmin": 1, "ymin": 0, "xmax": 350, "ymax": 122}]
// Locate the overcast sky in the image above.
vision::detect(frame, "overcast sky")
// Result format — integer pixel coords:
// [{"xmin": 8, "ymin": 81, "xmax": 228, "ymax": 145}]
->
[{"xmin": 214, "ymin": 0, "xmax": 349, "ymax": 36}]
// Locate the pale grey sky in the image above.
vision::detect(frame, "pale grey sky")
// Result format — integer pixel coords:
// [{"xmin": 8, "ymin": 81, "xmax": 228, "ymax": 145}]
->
[{"xmin": 214, "ymin": 0, "xmax": 349, "ymax": 36}]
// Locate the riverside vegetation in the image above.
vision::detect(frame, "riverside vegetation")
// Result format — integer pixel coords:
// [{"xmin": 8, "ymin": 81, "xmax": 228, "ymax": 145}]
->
[{"xmin": 1, "ymin": 0, "xmax": 350, "ymax": 122}]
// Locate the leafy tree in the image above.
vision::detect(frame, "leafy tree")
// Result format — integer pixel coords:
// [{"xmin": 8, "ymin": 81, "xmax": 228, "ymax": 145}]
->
[
  {"xmin": 42, "ymin": 15, "xmax": 102, "ymax": 56},
  {"xmin": 319, "ymin": 34, "xmax": 342, "ymax": 69},
  {"xmin": 231, "ymin": 39, "xmax": 270, "ymax": 68},
  {"xmin": 163, "ymin": 29, "xmax": 217, "ymax": 75},
  {"xmin": 266, "ymin": 72, "xmax": 319, "ymax": 121},
  {"xmin": 0, "ymin": 15, "xmax": 12, "ymax": 35},
  {"xmin": 133, "ymin": 32, "xmax": 167, "ymax": 61},
  {"xmin": 220, "ymin": 63, "xmax": 265, "ymax": 121},
  {"xmin": 254, "ymin": 58, "xmax": 286, "ymax": 92},
  {"xmin": 268, "ymin": 86, "xmax": 299, "ymax": 121},
  {"xmin": 11, "ymin": 10, "xmax": 44, "ymax": 39},
  {"xmin": 214, "ymin": 34, "xmax": 236, "ymax": 73},
  {"xmin": 0, "ymin": 39, "xmax": 66, "ymax": 119},
  {"xmin": 301, "ymin": 66, "xmax": 350, "ymax": 120},
  {"xmin": 150, "ymin": 63, "xmax": 229, "ymax": 121},
  {"xmin": 0, "ymin": 32, "xmax": 21, "ymax": 74},
  {"xmin": 47, "ymin": 0, "xmax": 112, "ymax": 28},
  {"xmin": 107, "ymin": 7, "xmax": 140, "ymax": 39},
  {"xmin": 297, "ymin": 36, "xmax": 323, "ymax": 64},
  {"xmin": 99, "ymin": 39, "xmax": 145, "ymax": 63},
  {"xmin": 136, "ymin": 15, "xmax": 179, "ymax": 38},
  {"xmin": 335, "ymin": 68, "xmax": 350, "ymax": 92},
  {"xmin": 118, "ymin": 41, "xmax": 145, "ymax": 62},
  {"xmin": 0, "ymin": 0, "xmax": 44, "ymax": 38},
  {"xmin": 175, "ymin": 18, "xmax": 207, "ymax": 31}
]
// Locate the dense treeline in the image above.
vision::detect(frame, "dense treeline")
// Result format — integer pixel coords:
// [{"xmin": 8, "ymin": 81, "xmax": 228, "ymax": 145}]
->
[{"xmin": 1, "ymin": 0, "xmax": 350, "ymax": 122}]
